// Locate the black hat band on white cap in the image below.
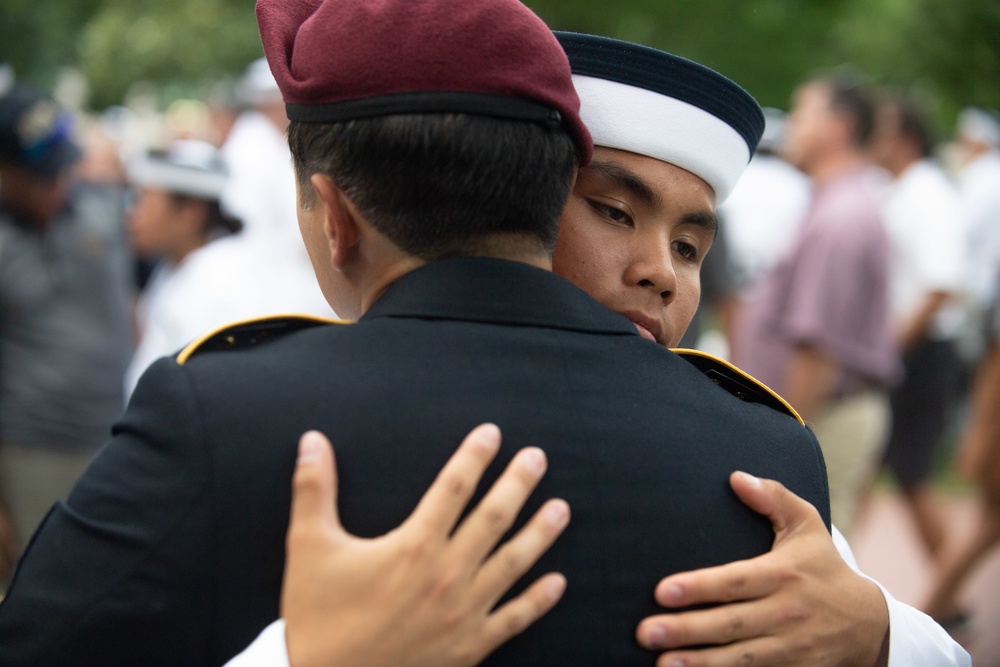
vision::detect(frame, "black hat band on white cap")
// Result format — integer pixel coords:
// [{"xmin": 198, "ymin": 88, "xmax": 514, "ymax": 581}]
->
[
  {"xmin": 556, "ymin": 32, "xmax": 764, "ymax": 202},
  {"xmin": 128, "ymin": 140, "xmax": 229, "ymax": 201}
]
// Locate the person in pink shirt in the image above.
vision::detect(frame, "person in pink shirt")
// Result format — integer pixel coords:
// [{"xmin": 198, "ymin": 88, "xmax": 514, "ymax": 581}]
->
[{"xmin": 734, "ymin": 75, "xmax": 900, "ymax": 537}]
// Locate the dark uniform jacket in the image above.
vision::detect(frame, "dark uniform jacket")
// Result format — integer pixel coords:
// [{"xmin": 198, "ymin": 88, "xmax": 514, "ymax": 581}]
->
[{"xmin": 0, "ymin": 257, "xmax": 830, "ymax": 666}]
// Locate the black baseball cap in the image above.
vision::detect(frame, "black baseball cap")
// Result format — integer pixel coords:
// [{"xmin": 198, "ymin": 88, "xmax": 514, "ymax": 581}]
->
[{"xmin": 0, "ymin": 86, "xmax": 82, "ymax": 178}]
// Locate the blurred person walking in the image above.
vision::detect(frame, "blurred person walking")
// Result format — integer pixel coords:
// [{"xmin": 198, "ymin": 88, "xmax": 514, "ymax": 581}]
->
[
  {"xmin": 0, "ymin": 86, "xmax": 133, "ymax": 575},
  {"xmin": 924, "ymin": 269, "xmax": 1000, "ymax": 631},
  {"xmin": 954, "ymin": 107, "xmax": 1000, "ymax": 353},
  {"xmin": 717, "ymin": 107, "xmax": 811, "ymax": 358},
  {"xmin": 733, "ymin": 74, "xmax": 900, "ymax": 537},
  {"xmin": 868, "ymin": 90, "xmax": 966, "ymax": 563}
]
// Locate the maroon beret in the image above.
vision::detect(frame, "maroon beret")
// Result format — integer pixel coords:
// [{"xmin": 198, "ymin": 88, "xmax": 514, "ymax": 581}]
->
[{"xmin": 256, "ymin": 0, "xmax": 592, "ymax": 163}]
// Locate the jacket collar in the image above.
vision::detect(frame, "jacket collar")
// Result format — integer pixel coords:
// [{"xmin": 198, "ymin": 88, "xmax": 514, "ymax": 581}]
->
[{"xmin": 362, "ymin": 257, "xmax": 638, "ymax": 338}]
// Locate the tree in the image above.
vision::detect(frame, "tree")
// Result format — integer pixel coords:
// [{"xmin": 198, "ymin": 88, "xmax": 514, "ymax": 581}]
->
[
  {"xmin": 526, "ymin": 0, "xmax": 852, "ymax": 109},
  {"xmin": 1, "ymin": 0, "xmax": 997, "ymax": 124},
  {"xmin": 836, "ymin": 0, "xmax": 1000, "ymax": 119}
]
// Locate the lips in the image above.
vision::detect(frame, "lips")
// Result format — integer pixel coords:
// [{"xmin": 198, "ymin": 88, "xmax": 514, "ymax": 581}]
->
[
  {"xmin": 619, "ymin": 310, "xmax": 663, "ymax": 346},
  {"xmin": 631, "ymin": 321, "xmax": 657, "ymax": 342}
]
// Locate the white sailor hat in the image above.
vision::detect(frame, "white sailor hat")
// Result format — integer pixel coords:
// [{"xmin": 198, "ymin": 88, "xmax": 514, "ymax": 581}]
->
[
  {"xmin": 957, "ymin": 107, "xmax": 1000, "ymax": 148},
  {"xmin": 238, "ymin": 57, "xmax": 282, "ymax": 108},
  {"xmin": 128, "ymin": 139, "xmax": 229, "ymax": 201},
  {"xmin": 555, "ymin": 32, "xmax": 764, "ymax": 203}
]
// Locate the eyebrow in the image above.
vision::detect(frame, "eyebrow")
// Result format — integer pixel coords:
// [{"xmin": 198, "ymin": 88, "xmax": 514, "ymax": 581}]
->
[
  {"xmin": 588, "ymin": 160, "xmax": 662, "ymax": 210},
  {"xmin": 681, "ymin": 210, "xmax": 719, "ymax": 239},
  {"xmin": 587, "ymin": 159, "xmax": 719, "ymax": 238}
]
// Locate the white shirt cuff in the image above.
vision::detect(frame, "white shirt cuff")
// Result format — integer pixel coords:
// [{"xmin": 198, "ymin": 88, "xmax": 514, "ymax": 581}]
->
[
  {"xmin": 832, "ymin": 525, "xmax": 971, "ymax": 667},
  {"xmin": 222, "ymin": 620, "xmax": 290, "ymax": 667}
]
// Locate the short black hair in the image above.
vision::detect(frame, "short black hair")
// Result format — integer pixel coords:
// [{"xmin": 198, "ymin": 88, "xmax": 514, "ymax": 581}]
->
[
  {"xmin": 815, "ymin": 76, "xmax": 876, "ymax": 148},
  {"xmin": 168, "ymin": 194, "xmax": 243, "ymax": 237},
  {"xmin": 880, "ymin": 91, "xmax": 936, "ymax": 158},
  {"xmin": 287, "ymin": 114, "xmax": 577, "ymax": 261}
]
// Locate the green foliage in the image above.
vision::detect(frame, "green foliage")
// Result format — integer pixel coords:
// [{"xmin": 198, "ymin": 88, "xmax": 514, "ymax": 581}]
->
[
  {"xmin": 76, "ymin": 0, "xmax": 263, "ymax": 109},
  {"xmin": 0, "ymin": 0, "xmax": 103, "ymax": 90},
  {"xmin": 1, "ymin": 0, "xmax": 997, "ymax": 124},
  {"xmin": 835, "ymin": 0, "xmax": 1000, "ymax": 125},
  {"xmin": 526, "ymin": 0, "xmax": 852, "ymax": 109}
]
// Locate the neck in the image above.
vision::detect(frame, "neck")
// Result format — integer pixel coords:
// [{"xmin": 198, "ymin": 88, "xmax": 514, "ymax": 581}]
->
[
  {"xmin": 454, "ymin": 233, "xmax": 553, "ymax": 271},
  {"xmin": 167, "ymin": 235, "xmax": 207, "ymax": 266},
  {"xmin": 358, "ymin": 242, "xmax": 552, "ymax": 315},
  {"xmin": 808, "ymin": 150, "xmax": 869, "ymax": 185},
  {"xmin": 887, "ymin": 154, "xmax": 920, "ymax": 178},
  {"xmin": 359, "ymin": 254, "xmax": 426, "ymax": 315}
]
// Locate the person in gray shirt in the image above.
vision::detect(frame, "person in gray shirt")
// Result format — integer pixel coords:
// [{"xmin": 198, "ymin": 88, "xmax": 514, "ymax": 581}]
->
[{"xmin": 0, "ymin": 85, "xmax": 133, "ymax": 575}]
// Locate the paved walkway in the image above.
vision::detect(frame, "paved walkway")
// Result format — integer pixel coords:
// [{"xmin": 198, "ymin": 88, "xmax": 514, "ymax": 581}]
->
[{"xmin": 851, "ymin": 488, "xmax": 1000, "ymax": 666}]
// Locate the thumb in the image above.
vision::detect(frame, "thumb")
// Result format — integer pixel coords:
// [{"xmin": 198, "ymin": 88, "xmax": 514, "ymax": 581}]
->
[
  {"xmin": 729, "ymin": 471, "xmax": 816, "ymax": 537},
  {"xmin": 289, "ymin": 430, "xmax": 342, "ymax": 537}
]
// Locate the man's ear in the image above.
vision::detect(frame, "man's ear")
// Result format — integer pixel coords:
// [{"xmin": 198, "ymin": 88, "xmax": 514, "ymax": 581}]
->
[{"xmin": 310, "ymin": 173, "xmax": 361, "ymax": 270}]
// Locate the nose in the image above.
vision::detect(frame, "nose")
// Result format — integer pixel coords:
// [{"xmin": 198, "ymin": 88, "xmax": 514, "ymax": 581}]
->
[{"xmin": 625, "ymin": 234, "xmax": 676, "ymax": 302}]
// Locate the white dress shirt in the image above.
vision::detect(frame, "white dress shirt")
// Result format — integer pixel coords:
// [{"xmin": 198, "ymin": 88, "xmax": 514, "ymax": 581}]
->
[{"xmin": 882, "ymin": 159, "xmax": 966, "ymax": 340}]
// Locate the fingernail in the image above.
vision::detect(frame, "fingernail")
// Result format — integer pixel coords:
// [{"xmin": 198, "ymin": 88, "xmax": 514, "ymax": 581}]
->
[
  {"xmin": 472, "ymin": 423, "xmax": 502, "ymax": 451},
  {"xmin": 298, "ymin": 431, "xmax": 321, "ymax": 463},
  {"xmin": 643, "ymin": 625, "xmax": 667, "ymax": 649},
  {"xmin": 661, "ymin": 584, "xmax": 684, "ymax": 605},
  {"xmin": 545, "ymin": 575, "xmax": 567, "ymax": 601},
  {"xmin": 544, "ymin": 499, "xmax": 570, "ymax": 526},
  {"xmin": 666, "ymin": 659, "xmax": 686, "ymax": 667},
  {"xmin": 735, "ymin": 471, "xmax": 762, "ymax": 488},
  {"xmin": 520, "ymin": 447, "xmax": 546, "ymax": 473}
]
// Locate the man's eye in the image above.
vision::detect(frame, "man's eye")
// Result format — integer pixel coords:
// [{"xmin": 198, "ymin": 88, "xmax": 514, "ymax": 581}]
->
[
  {"xmin": 590, "ymin": 201, "xmax": 633, "ymax": 226},
  {"xmin": 673, "ymin": 241, "xmax": 699, "ymax": 261}
]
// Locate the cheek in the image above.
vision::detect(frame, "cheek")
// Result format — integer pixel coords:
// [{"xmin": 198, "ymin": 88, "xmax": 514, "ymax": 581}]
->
[
  {"xmin": 553, "ymin": 214, "xmax": 592, "ymax": 276},
  {"xmin": 553, "ymin": 231, "xmax": 609, "ymax": 296},
  {"xmin": 128, "ymin": 208, "xmax": 160, "ymax": 246},
  {"xmin": 672, "ymin": 269, "xmax": 702, "ymax": 334}
]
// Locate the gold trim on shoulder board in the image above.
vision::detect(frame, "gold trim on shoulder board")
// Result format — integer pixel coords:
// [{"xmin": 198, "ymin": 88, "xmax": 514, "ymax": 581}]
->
[
  {"xmin": 176, "ymin": 313, "xmax": 353, "ymax": 365},
  {"xmin": 670, "ymin": 348, "xmax": 804, "ymax": 425}
]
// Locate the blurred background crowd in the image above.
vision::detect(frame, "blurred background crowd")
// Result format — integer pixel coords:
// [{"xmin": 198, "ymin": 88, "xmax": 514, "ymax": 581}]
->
[{"xmin": 1, "ymin": 0, "xmax": 999, "ymax": 663}]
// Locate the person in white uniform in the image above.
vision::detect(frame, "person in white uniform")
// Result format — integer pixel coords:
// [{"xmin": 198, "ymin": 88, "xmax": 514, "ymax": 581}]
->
[
  {"xmin": 219, "ymin": 58, "xmax": 331, "ymax": 318},
  {"xmin": 125, "ymin": 140, "xmax": 263, "ymax": 396},
  {"xmin": 718, "ymin": 107, "xmax": 810, "ymax": 293}
]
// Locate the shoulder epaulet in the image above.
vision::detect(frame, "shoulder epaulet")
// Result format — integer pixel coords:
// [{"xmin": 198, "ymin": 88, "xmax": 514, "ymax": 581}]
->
[
  {"xmin": 670, "ymin": 348, "xmax": 804, "ymax": 425},
  {"xmin": 176, "ymin": 314, "xmax": 352, "ymax": 365}
]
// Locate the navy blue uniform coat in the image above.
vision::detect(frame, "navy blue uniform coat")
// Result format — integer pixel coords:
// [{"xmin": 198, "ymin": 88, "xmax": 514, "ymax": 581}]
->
[{"xmin": 0, "ymin": 258, "xmax": 830, "ymax": 666}]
